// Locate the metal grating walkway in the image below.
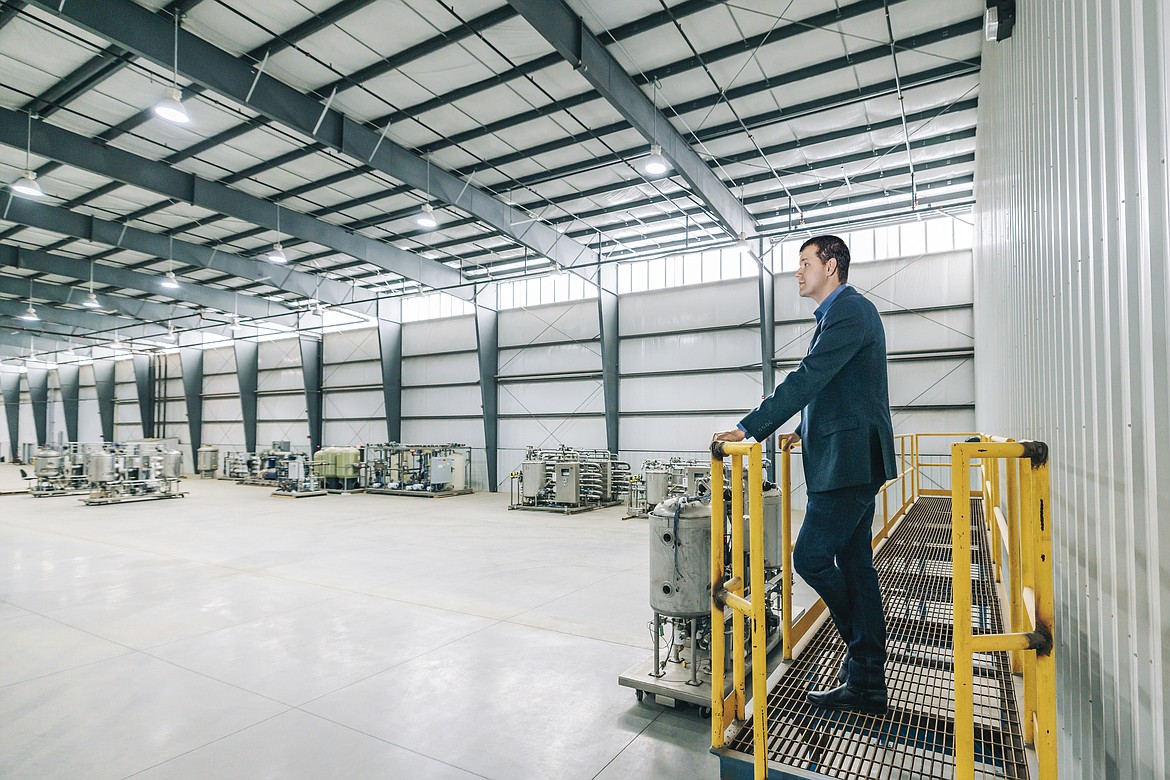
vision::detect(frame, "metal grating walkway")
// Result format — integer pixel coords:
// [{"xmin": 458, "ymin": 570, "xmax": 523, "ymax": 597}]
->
[{"xmin": 727, "ymin": 496, "xmax": 1028, "ymax": 780}]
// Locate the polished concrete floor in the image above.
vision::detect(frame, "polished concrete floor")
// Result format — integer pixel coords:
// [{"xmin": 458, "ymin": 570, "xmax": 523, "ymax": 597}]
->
[{"xmin": 0, "ymin": 466, "xmax": 815, "ymax": 779}]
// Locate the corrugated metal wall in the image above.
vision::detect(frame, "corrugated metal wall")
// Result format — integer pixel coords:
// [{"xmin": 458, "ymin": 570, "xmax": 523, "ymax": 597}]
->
[{"xmin": 973, "ymin": 2, "xmax": 1169, "ymax": 777}]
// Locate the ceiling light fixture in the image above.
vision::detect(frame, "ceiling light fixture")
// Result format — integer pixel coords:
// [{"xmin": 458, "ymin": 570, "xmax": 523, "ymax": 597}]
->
[
  {"xmin": 267, "ymin": 204, "xmax": 288, "ymax": 265},
  {"xmin": 735, "ymin": 232, "xmax": 750, "ymax": 254},
  {"xmin": 229, "ymin": 313, "xmax": 242, "ymax": 331},
  {"xmin": 10, "ymin": 112, "xmax": 44, "ymax": 198},
  {"xmin": 162, "ymin": 322, "xmax": 177, "ymax": 343},
  {"xmin": 20, "ymin": 302, "xmax": 38, "ymax": 321},
  {"xmin": 640, "ymin": 80, "xmax": 672, "ymax": 176},
  {"xmin": 161, "ymin": 237, "xmax": 181, "ymax": 288},
  {"xmin": 83, "ymin": 260, "xmax": 101, "ymax": 307},
  {"xmin": 153, "ymin": 12, "xmax": 189, "ymax": 124},
  {"xmin": 416, "ymin": 156, "xmax": 439, "ymax": 228}
]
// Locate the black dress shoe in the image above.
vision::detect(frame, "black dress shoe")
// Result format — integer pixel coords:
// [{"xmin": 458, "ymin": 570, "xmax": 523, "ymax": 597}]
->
[{"xmin": 807, "ymin": 683, "xmax": 888, "ymax": 715}]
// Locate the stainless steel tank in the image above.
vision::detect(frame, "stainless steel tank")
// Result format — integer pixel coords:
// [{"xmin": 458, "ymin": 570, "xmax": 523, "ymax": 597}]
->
[
  {"xmin": 34, "ymin": 449, "xmax": 63, "ymax": 478},
  {"xmin": 162, "ymin": 450, "xmax": 183, "ymax": 478},
  {"xmin": 87, "ymin": 452, "xmax": 116, "ymax": 483},
  {"xmin": 645, "ymin": 468, "xmax": 670, "ymax": 505},
  {"xmin": 196, "ymin": 445, "xmax": 219, "ymax": 475},
  {"xmin": 649, "ymin": 495, "xmax": 711, "ymax": 617},
  {"xmin": 521, "ymin": 460, "xmax": 544, "ymax": 498},
  {"xmin": 742, "ymin": 486, "xmax": 783, "ymax": 569}
]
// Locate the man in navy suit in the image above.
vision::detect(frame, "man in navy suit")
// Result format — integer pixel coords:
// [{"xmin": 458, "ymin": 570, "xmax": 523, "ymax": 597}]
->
[{"xmin": 713, "ymin": 235, "xmax": 896, "ymax": 714}]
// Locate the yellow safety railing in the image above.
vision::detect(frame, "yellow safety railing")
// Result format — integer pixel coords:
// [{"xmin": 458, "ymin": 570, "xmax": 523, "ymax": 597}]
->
[
  {"xmin": 709, "ymin": 440, "xmax": 768, "ymax": 780},
  {"xmin": 951, "ymin": 437, "xmax": 1057, "ymax": 780}
]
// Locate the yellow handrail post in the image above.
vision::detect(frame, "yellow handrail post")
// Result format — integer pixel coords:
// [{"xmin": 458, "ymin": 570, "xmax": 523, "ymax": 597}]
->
[
  {"xmin": 1032, "ymin": 457, "xmax": 1058, "ymax": 779},
  {"xmin": 951, "ymin": 445, "xmax": 975, "ymax": 780},
  {"xmin": 710, "ymin": 454, "xmax": 726, "ymax": 749},
  {"xmin": 780, "ymin": 445, "xmax": 793, "ymax": 659},
  {"xmin": 1006, "ymin": 456, "xmax": 1024, "ymax": 674},
  {"xmin": 747, "ymin": 445, "xmax": 768, "ymax": 779},
  {"xmin": 1019, "ymin": 460, "xmax": 1037, "ymax": 744},
  {"xmin": 730, "ymin": 453, "xmax": 746, "ymax": 721}
]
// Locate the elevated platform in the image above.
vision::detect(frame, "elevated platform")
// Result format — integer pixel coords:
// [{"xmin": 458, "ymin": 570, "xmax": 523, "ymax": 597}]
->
[{"xmin": 718, "ymin": 496, "xmax": 1030, "ymax": 780}]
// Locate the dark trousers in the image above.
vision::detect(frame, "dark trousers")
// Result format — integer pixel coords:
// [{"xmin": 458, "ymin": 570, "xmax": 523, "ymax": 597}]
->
[{"xmin": 793, "ymin": 482, "xmax": 887, "ymax": 691}]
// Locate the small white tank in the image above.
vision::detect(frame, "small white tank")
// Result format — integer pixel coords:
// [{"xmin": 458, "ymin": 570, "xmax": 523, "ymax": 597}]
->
[
  {"xmin": 649, "ymin": 495, "xmax": 712, "ymax": 617},
  {"xmin": 34, "ymin": 449, "xmax": 64, "ymax": 478},
  {"xmin": 162, "ymin": 450, "xmax": 183, "ymax": 478},
  {"xmin": 88, "ymin": 452, "xmax": 116, "ymax": 483}
]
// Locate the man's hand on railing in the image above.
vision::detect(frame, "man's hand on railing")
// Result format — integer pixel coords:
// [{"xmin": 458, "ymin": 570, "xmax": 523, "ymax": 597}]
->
[
  {"xmin": 777, "ymin": 432, "xmax": 801, "ymax": 451},
  {"xmin": 712, "ymin": 428, "xmax": 746, "ymax": 443}
]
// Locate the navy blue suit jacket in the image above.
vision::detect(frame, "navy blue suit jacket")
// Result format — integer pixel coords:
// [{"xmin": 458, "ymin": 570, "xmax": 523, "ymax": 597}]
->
[{"xmin": 740, "ymin": 285, "xmax": 896, "ymax": 493}]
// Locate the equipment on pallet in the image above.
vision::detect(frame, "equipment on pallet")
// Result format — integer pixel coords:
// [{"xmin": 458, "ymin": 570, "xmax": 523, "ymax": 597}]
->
[
  {"xmin": 81, "ymin": 443, "xmax": 186, "ymax": 506},
  {"xmin": 508, "ymin": 446, "xmax": 630, "ymax": 513},
  {"xmin": 314, "ymin": 446, "xmax": 363, "ymax": 492},
  {"xmin": 360, "ymin": 443, "xmax": 472, "ymax": 497},
  {"xmin": 219, "ymin": 451, "xmax": 255, "ymax": 481},
  {"xmin": 29, "ymin": 443, "xmax": 106, "ymax": 497},
  {"xmin": 196, "ymin": 446, "xmax": 219, "ymax": 479},
  {"xmin": 626, "ymin": 457, "xmax": 713, "ymax": 516},
  {"xmin": 271, "ymin": 453, "xmax": 326, "ymax": 498},
  {"xmin": 617, "ymin": 469, "xmax": 783, "ymax": 711}
]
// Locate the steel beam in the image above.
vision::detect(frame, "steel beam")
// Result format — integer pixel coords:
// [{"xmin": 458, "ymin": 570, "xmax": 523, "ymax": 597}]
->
[
  {"xmin": 299, "ymin": 336, "xmax": 322, "ymax": 455},
  {"xmin": 234, "ymin": 340, "xmax": 258, "ymax": 454},
  {"xmin": 0, "ymin": 197, "xmax": 368, "ymax": 310},
  {"xmin": 0, "ymin": 244, "xmax": 290, "ymax": 319},
  {"xmin": 0, "ymin": 108, "xmax": 467, "ymax": 295},
  {"xmin": 0, "ymin": 270, "xmax": 196, "ymax": 326},
  {"xmin": 0, "ymin": 369, "xmax": 19, "ymax": 461},
  {"xmin": 506, "ymin": 0, "xmax": 754, "ymax": 238},
  {"xmin": 474, "ymin": 285, "xmax": 499, "ymax": 491},
  {"xmin": 58, "ymin": 362, "xmax": 80, "ymax": 441},
  {"xmin": 92, "ymin": 360, "xmax": 115, "ymax": 442},
  {"xmin": 32, "ymin": 0, "xmax": 600, "ymax": 275},
  {"xmin": 757, "ymin": 256, "xmax": 775, "ymax": 480},
  {"xmin": 376, "ymin": 297, "xmax": 402, "ymax": 443},
  {"xmin": 179, "ymin": 346, "xmax": 203, "ymax": 453},
  {"xmin": 133, "ymin": 354, "xmax": 155, "ymax": 438}
]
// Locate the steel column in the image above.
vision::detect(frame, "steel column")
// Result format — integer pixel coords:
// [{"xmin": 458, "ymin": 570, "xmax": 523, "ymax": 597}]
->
[
  {"xmin": 299, "ymin": 336, "xmax": 322, "ymax": 455},
  {"xmin": 92, "ymin": 360, "xmax": 116, "ymax": 443},
  {"xmin": 474, "ymin": 285, "xmax": 499, "ymax": 492},
  {"xmin": 27, "ymin": 367, "xmax": 49, "ymax": 445},
  {"xmin": 132, "ymin": 354, "xmax": 155, "ymax": 438},
  {"xmin": 57, "ymin": 363, "xmax": 80, "ymax": 442},
  {"xmin": 596, "ymin": 264, "xmax": 619, "ymax": 455},
  {"xmin": 234, "ymin": 340, "xmax": 259, "ymax": 454},
  {"xmin": 1, "ymin": 371, "xmax": 20, "ymax": 461},
  {"xmin": 377, "ymin": 297, "xmax": 402, "ymax": 443},
  {"xmin": 178, "ymin": 347, "xmax": 203, "ymax": 453},
  {"xmin": 757, "ymin": 256, "xmax": 776, "ymax": 480}
]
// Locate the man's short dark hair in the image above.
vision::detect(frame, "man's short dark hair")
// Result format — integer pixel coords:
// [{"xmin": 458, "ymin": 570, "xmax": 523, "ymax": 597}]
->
[{"xmin": 800, "ymin": 235, "xmax": 850, "ymax": 284}]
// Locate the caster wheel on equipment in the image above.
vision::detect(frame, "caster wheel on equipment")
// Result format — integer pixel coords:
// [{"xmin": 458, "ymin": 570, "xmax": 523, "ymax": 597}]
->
[{"xmin": 635, "ymin": 689, "xmax": 644, "ymax": 702}]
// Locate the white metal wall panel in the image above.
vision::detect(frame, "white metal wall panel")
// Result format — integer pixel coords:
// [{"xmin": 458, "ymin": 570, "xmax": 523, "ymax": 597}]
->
[
  {"xmin": 203, "ymin": 396, "xmax": 241, "ymax": 422},
  {"xmin": 498, "ymin": 300, "xmax": 599, "ymax": 346},
  {"xmin": 323, "ymin": 389, "xmax": 382, "ymax": 421},
  {"xmin": 974, "ymin": 3, "xmax": 1170, "ymax": 776},
  {"xmin": 775, "ymin": 308, "xmax": 974, "ymax": 361},
  {"xmin": 621, "ymin": 330, "xmax": 758, "ymax": 373},
  {"xmin": 402, "ymin": 385, "xmax": 484, "ymax": 417},
  {"xmin": 323, "ymin": 420, "xmax": 383, "ymax": 447},
  {"xmin": 403, "ymin": 315, "xmax": 475, "ymax": 354},
  {"xmin": 401, "ymin": 353, "xmax": 479, "ymax": 385},
  {"xmin": 887, "ymin": 359, "xmax": 974, "ymax": 408},
  {"xmin": 258, "ymin": 338, "xmax": 301, "ymax": 369},
  {"xmin": 203, "ymin": 373, "xmax": 240, "ymax": 396},
  {"xmin": 620, "ymin": 372, "xmax": 763, "ymax": 413},
  {"xmin": 620, "ymin": 278, "xmax": 758, "ymax": 335},
  {"xmin": 497, "ymin": 343, "xmax": 600, "ymax": 377},
  {"xmin": 323, "ymin": 328, "xmax": 379, "ymax": 363},
  {"xmin": 257, "ymin": 422, "xmax": 310, "ymax": 452},
  {"xmin": 401, "ymin": 419, "xmax": 484, "ymax": 448},
  {"xmin": 78, "ymin": 398, "xmax": 101, "ymax": 442},
  {"xmin": 203, "ymin": 346, "xmax": 235, "ymax": 374},
  {"xmin": 619, "ymin": 414, "xmax": 743, "ymax": 459},
  {"xmin": 201, "ymin": 422, "xmax": 245, "ymax": 450},
  {"xmin": 498, "ymin": 380, "xmax": 604, "ymax": 416},
  {"xmin": 322, "ymin": 360, "xmax": 381, "ymax": 389}
]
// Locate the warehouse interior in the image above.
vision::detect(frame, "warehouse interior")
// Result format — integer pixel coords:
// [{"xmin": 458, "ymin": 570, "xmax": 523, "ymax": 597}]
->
[{"xmin": 0, "ymin": 1, "xmax": 1166, "ymax": 779}]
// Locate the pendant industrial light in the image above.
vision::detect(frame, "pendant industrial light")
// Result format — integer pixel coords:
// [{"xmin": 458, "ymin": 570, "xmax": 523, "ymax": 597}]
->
[
  {"xmin": 161, "ymin": 322, "xmax": 177, "ymax": 343},
  {"xmin": 229, "ymin": 292, "xmax": 242, "ymax": 330},
  {"xmin": 161, "ymin": 236, "xmax": 181, "ymax": 288},
  {"xmin": 268, "ymin": 204, "xmax": 288, "ymax": 263},
  {"xmin": 11, "ymin": 112, "xmax": 44, "ymax": 197},
  {"xmin": 153, "ymin": 11, "xmax": 190, "ymax": 124},
  {"xmin": 83, "ymin": 260, "xmax": 101, "ymax": 307},
  {"xmin": 416, "ymin": 156, "xmax": 438, "ymax": 228},
  {"xmin": 640, "ymin": 80, "xmax": 671, "ymax": 177},
  {"xmin": 19, "ymin": 301, "xmax": 38, "ymax": 321}
]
